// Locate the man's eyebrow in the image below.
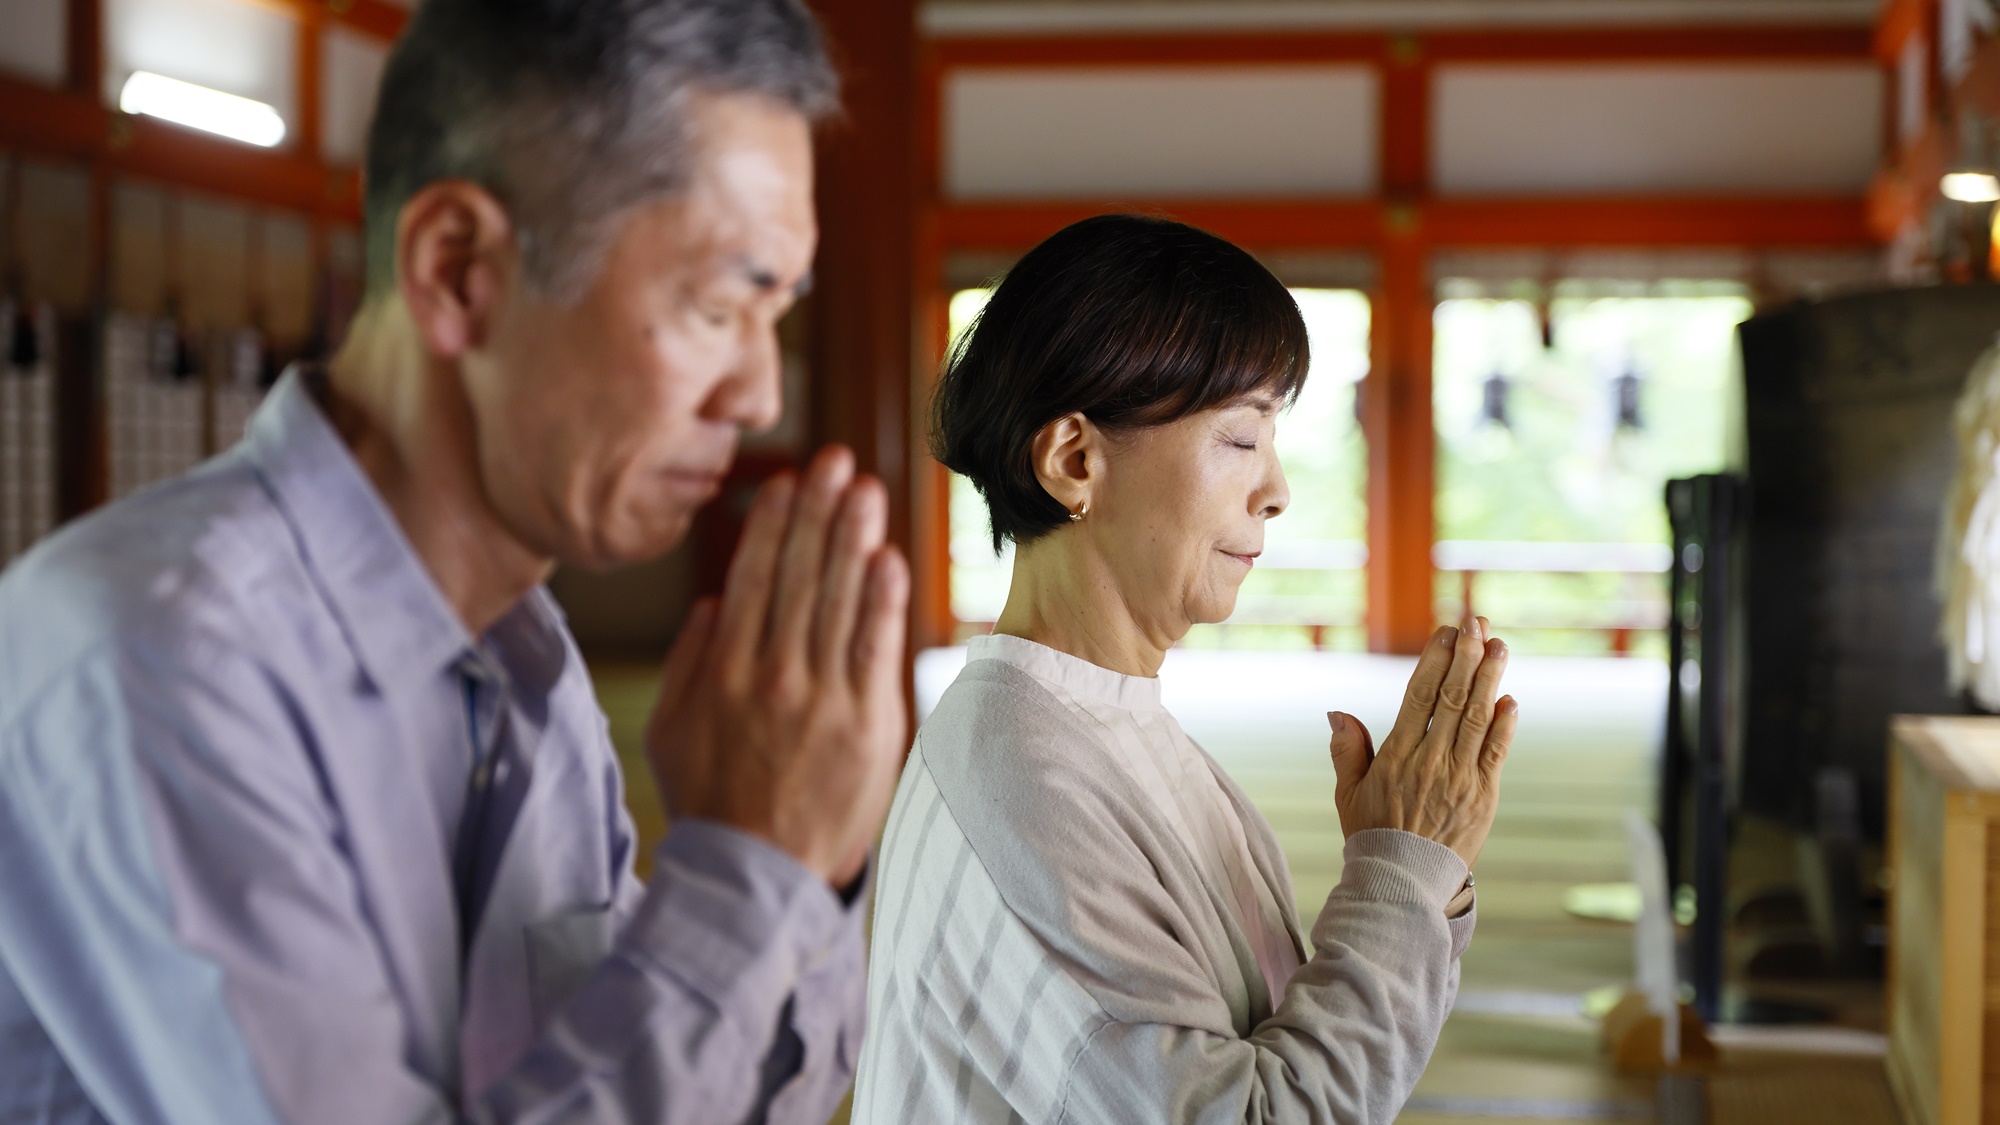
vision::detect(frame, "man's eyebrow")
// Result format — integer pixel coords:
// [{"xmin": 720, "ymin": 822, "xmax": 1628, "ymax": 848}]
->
[{"xmin": 736, "ymin": 257, "xmax": 814, "ymax": 298}]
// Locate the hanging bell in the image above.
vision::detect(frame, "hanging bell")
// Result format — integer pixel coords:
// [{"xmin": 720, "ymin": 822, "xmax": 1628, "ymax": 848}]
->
[
  {"xmin": 1480, "ymin": 371, "xmax": 1512, "ymax": 430},
  {"xmin": 7, "ymin": 301, "xmax": 38, "ymax": 372}
]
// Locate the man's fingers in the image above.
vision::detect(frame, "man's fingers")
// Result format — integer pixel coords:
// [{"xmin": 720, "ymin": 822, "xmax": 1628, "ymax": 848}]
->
[
  {"xmin": 658, "ymin": 598, "xmax": 718, "ymax": 712},
  {"xmin": 1454, "ymin": 635, "xmax": 1510, "ymax": 769},
  {"xmin": 714, "ymin": 473, "xmax": 797, "ymax": 678},
  {"xmin": 1385, "ymin": 626, "xmax": 1457, "ymax": 758},
  {"xmin": 767, "ymin": 446, "xmax": 855, "ymax": 661},
  {"xmin": 1482, "ymin": 695, "xmax": 1520, "ymax": 780},
  {"xmin": 1424, "ymin": 618, "xmax": 1489, "ymax": 760},
  {"xmin": 813, "ymin": 477, "xmax": 887, "ymax": 679},
  {"xmin": 853, "ymin": 546, "xmax": 910, "ymax": 718}
]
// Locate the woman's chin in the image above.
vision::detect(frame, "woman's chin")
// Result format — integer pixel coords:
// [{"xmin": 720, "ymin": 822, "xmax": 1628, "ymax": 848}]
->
[{"xmin": 1184, "ymin": 592, "xmax": 1242, "ymax": 628}]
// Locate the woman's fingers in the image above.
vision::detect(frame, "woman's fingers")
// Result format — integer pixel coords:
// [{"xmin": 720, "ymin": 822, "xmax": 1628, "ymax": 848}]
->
[
  {"xmin": 1327, "ymin": 711, "xmax": 1374, "ymax": 798},
  {"xmin": 767, "ymin": 447, "xmax": 855, "ymax": 660},
  {"xmin": 713, "ymin": 473, "xmax": 797, "ymax": 681},
  {"xmin": 812, "ymin": 477, "xmax": 886, "ymax": 681},
  {"xmin": 1482, "ymin": 695, "xmax": 1520, "ymax": 781},
  {"xmin": 1384, "ymin": 626, "xmax": 1458, "ymax": 758},
  {"xmin": 1424, "ymin": 618, "xmax": 1489, "ymax": 761},
  {"xmin": 1454, "ymin": 635, "xmax": 1510, "ymax": 770}
]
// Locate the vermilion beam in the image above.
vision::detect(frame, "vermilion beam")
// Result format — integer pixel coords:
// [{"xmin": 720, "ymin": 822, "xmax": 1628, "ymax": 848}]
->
[{"xmin": 1426, "ymin": 196, "xmax": 1874, "ymax": 247}]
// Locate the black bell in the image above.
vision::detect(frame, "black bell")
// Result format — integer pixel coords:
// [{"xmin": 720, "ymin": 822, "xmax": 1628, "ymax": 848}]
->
[
  {"xmin": 1613, "ymin": 370, "xmax": 1643, "ymax": 430},
  {"xmin": 1480, "ymin": 371, "xmax": 1512, "ymax": 430}
]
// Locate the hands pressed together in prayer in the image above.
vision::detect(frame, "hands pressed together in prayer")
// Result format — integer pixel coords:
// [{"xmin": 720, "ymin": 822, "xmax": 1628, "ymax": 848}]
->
[
  {"xmin": 1328, "ymin": 617, "xmax": 1517, "ymax": 871},
  {"xmin": 646, "ymin": 446, "xmax": 911, "ymax": 889}
]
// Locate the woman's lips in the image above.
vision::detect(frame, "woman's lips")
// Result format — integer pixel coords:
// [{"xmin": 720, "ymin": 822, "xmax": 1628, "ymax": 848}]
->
[{"xmin": 1222, "ymin": 550, "xmax": 1259, "ymax": 568}]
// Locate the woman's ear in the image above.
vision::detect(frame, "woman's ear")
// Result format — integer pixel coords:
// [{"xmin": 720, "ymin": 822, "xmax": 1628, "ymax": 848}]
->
[
  {"xmin": 1029, "ymin": 412, "xmax": 1099, "ymax": 516},
  {"xmin": 396, "ymin": 180, "xmax": 519, "ymax": 361}
]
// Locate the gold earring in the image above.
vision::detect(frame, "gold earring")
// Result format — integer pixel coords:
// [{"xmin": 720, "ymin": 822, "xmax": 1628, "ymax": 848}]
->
[{"xmin": 1069, "ymin": 502, "xmax": 1088, "ymax": 523}]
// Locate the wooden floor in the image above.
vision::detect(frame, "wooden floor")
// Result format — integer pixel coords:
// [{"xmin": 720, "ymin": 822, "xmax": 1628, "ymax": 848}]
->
[{"xmin": 595, "ymin": 648, "xmax": 1901, "ymax": 1124}]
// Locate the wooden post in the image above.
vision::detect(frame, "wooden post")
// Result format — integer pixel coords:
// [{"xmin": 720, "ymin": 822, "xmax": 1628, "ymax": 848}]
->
[
  {"xmin": 1367, "ymin": 35, "xmax": 1437, "ymax": 654},
  {"xmin": 806, "ymin": 0, "xmax": 931, "ymax": 646}
]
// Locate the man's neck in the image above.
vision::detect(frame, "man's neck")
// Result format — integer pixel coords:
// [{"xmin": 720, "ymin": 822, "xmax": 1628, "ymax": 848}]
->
[
  {"xmin": 991, "ymin": 536, "xmax": 1175, "ymax": 678},
  {"xmin": 322, "ymin": 301, "xmax": 554, "ymax": 639}
]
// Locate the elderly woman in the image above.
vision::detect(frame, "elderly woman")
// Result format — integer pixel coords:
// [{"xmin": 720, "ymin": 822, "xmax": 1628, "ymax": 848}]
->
[{"xmin": 852, "ymin": 215, "xmax": 1517, "ymax": 1124}]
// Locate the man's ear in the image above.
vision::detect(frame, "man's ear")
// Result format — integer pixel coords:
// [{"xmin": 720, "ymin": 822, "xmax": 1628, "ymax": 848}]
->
[
  {"xmin": 395, "ymin": 181, "xmax": 518, "ymax": 360},
  {"xmin": 1029, "ymin": 412, "xmax": 1100, "ymax": 516}
]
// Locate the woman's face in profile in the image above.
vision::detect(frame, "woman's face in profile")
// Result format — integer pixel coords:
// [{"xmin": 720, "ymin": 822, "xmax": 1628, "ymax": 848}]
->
[{"xmin": 1092, "ymin": 392, "xmax": 1291, "ymax": 633}]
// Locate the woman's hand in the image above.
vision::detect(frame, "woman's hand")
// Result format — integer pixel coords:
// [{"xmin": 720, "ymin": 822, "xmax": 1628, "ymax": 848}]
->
[{"xmin": 1327, "ymin": 618, "xmax": 1517, "ymax": 871}]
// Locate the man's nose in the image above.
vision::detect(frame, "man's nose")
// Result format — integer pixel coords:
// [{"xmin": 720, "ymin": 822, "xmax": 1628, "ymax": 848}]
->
[{"xmin": 711, "ymin": 324, "xmax": 785, "ymax": 432}]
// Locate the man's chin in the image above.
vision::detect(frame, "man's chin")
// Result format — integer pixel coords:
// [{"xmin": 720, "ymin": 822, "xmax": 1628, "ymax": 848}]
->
[{"xmin": 565, "ymin": 514, "xmax": 696, "ymax": 572}]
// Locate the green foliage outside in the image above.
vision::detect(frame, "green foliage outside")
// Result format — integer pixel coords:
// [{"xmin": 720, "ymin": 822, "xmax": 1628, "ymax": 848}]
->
[{"xmin": 1433, "ymin": 282, "xmax": 1750, "ymax": 655}]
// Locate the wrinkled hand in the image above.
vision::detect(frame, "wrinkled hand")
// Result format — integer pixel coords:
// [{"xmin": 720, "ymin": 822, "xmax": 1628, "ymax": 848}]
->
[
  {"xmin": 646, "ymin": 446, "xmax": 910, "ymax": 889},
  {"xmin": 1327, "ymin": 618, "xmax": 1517, "ymax": 870}
]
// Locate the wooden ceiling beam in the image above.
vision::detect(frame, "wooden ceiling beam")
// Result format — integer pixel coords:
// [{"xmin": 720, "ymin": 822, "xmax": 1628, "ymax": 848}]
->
[
  {"xmin": 927, "ymin": 195, "xmax": 1873, "ymax": 255},
  {"xmin": 928, "ymin": 25, "xmax": 1871, "ymax": 69},
  {"xmin": 0, "ymin": 74, "xmax": 361, "ymax": 221}
]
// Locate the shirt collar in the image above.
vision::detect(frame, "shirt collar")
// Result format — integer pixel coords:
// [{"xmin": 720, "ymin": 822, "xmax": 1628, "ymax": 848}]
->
[
  {"xmin": 243, "ymin": 366, "xmax": 512, "ymax": 687},
  {"xmin": 967, "ymin": 632, "xmax": 1163, "ymax": 712}
]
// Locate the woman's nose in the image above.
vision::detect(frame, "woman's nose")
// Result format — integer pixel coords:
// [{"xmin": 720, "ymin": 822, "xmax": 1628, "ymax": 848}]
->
[{"xmin": 1258, "ymin": 456, "xmax": 1290, "ymax": 518}]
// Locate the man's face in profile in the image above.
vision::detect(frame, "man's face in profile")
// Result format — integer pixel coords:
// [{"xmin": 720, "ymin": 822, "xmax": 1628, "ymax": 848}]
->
[{"xmin": 463, "ymin": 91, "xmax": 818, "ymax": 570}]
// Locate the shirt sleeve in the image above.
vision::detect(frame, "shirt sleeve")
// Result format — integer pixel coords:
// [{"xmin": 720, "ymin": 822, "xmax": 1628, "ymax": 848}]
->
[
  {"xmin": 0, "ymin": 634, "xmax": 864, "ymax": 1125},
  {"xmin": 1051, "ymin": 829, "xmax": 1471, "ymax": 1125}
]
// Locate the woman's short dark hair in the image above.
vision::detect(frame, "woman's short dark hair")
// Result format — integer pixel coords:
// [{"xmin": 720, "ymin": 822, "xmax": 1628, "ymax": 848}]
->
[{"xmin": 932, "ymin": 214, "xmax": 1310, "ymax": 552}]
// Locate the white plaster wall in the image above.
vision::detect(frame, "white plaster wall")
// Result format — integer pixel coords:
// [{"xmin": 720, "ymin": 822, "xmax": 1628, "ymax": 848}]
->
[
  {"xmin": 104, "ymin": 0, "xmax": 300, "ymax": 138},
  {"xmin": 0, "ymin": 0, "xmax": 67, "ymax": 87},
  {"xmin": 946, "ymin": 65, "xmax": 1379, "ymax": 199},
  {"xmin": 1433, "ymin": 63, "xmax": 1883, "ymax": 196},
  {"xmin": 323, "ymin": 26, "xmax": 389, "ymax": 166}
]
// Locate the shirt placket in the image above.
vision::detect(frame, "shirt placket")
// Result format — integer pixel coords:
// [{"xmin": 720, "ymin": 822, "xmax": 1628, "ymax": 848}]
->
[{"xmin": 454, "ymin": 652, "xmax": 512, "ymax": 956}]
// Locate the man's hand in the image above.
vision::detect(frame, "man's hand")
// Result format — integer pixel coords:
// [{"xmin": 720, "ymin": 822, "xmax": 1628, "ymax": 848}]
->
[
  {"xmin": 1326, "ymin": 618, "xmax": 1517, "ymax": 871},
  {"xmin": 645, "ymin": 445, "xmax": 910, "ymax": 889}
]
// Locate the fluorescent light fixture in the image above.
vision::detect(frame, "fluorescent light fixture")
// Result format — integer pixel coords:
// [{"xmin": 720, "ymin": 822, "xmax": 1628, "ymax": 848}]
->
[
  {"xmin": 1943, "ymin": 171, "xmax": 2000, "ymax": 203},
  {"xmin": 118, "ymin": 71, "xmax": 286, "ymax": 148}
]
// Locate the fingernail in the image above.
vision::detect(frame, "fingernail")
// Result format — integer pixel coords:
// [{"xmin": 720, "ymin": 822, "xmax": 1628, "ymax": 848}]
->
[
  {"xmin": 1440, "ymin": 627, "xmax": 1459, "ymax": 648},
  {"xmin": 1499, "ymin": 696, "xmax": 1519, "ymax": 715},
  {"xmin": 1487, "ymin": 638, "xmax": 1506, "ymax": 658},
  {"xmin": 1328, "ymin": 711, "xmax": 1343, "ymax": 733}
]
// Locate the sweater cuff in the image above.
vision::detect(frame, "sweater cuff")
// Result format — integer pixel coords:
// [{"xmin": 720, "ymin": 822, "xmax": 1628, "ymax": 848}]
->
[
  {"xmin": 1446, "ymin": 898, "xmax": 1478, "ymax": 960},
  {"xmin": 1336, "ymin": 829, "xmax": 1471, "ymax": 912},
  {"xmin": 620, "ymin": 821, "xmax": 850, "ymax": 1018}
]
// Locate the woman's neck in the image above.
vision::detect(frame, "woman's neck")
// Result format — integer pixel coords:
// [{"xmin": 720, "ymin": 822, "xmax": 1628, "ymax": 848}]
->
[{"xmin": 991, "ymin": 534, "xmax": 1176, "ymax": 678}]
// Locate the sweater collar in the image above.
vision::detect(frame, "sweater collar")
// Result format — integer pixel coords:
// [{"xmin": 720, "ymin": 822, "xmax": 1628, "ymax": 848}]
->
[{"xmin": 967, "ymin": 632, "xmax": 1163, "ymax": 712}]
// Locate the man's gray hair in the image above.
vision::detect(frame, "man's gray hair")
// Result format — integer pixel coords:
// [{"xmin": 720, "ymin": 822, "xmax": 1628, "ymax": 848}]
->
[{"xmin": 363, "ymin": 0, "xmax": 839, "ymax": 301}]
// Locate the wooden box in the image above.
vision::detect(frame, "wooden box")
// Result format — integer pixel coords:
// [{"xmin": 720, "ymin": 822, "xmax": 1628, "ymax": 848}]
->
[{"xmin": 1888, "ymin": 716, "xmax": 2000, "ymax": 1125}]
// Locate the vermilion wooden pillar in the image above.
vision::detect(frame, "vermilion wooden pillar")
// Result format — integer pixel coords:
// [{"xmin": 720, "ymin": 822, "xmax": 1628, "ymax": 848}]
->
[
  {"xmin": 1367, "ymin": 37, "xmax": 1437, "ymax": 654},
  {"xmin": 807, "ymin": 0, "xmax": 944, "ymax": 649}
]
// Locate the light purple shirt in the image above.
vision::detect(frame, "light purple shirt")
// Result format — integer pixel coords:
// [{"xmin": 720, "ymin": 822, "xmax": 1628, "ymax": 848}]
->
[{"xmin": 0, "ymin": 369, "xmax": 866, "ymax": 1123}]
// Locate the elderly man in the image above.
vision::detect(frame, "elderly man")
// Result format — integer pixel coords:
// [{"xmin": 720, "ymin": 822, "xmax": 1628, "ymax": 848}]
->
[{"xmin": 0, "ymin": 1, "xmax": 901, "ymax": 1122}]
